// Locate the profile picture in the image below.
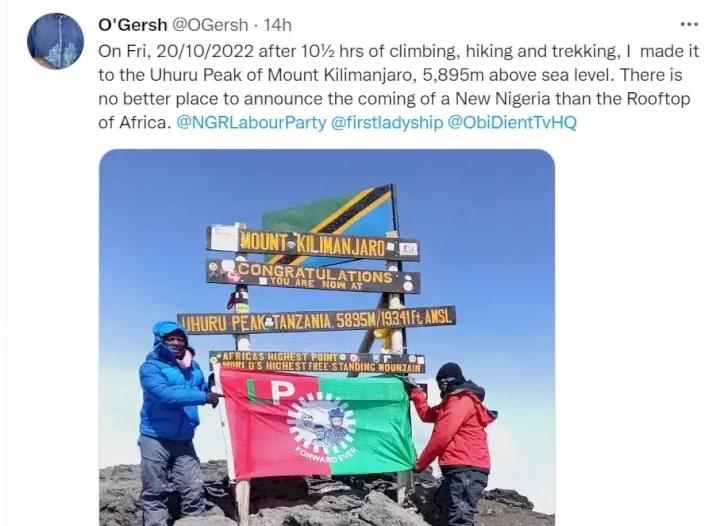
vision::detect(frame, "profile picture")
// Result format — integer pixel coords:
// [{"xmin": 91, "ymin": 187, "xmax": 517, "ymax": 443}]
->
[{"xmin": 27, "ymin": 13, "xmax": 84, "ymax": 69}]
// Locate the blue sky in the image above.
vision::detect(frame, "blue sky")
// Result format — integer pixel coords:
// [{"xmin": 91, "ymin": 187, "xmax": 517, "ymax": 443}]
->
[{"xmin": 99, "ymin": 149, "xmax": 555, "ymax": 512}]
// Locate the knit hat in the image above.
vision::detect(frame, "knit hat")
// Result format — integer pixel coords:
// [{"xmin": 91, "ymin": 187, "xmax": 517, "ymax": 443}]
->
[{"xmin": 436, "ymin": 362, "xmax": 463, "ymax": 381}]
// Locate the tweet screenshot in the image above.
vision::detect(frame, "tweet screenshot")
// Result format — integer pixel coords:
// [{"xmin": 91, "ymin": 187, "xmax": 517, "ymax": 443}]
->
[{"xmin": 3, "ymin": 2, "xmax": 718, "ymax": 526}]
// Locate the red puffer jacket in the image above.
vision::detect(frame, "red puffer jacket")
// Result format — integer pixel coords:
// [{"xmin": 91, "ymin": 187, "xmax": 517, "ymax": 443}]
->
[{"xmin": 411, "ymin": 382, "xmax": 497, "ymax": 472}]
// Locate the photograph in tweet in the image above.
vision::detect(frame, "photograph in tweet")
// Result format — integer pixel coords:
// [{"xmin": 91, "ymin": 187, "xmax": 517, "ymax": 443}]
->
[{"xmin": 98, "ymin": 149, "xmax": 555, "ymax": 524}]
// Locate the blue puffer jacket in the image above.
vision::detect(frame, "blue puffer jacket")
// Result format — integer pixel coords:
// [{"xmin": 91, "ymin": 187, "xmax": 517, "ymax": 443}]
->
[{"xmin": 139, "ymin": 321, "xmax": 209, "ymax": 441}]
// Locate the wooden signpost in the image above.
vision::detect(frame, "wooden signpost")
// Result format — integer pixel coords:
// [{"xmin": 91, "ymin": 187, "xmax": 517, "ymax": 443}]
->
[
  {"xmin": 205, "ymin": 226, "xmax": 422, "ymax": 262},
  {"xmin": 209, "ymin": 350, "xmax": 426, "ymax": 374},
  {"xmin": 177, "ymin": 306, "xmax": 456, "ymax": 335},
  {"xmin": 206, "ymin": 259, "xmax": 422, "ymax": 294},
  {"xmin": 182, "ymin": 190, "xmax": 456, "ymax": 525},
  {"xmin": 382, "ymin": 230, "xmax": 412, "ymax": 502}
]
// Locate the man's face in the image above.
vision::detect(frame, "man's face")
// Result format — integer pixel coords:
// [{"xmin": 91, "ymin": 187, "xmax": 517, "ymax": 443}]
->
[
  {"xmin": 331, "ymin": 417, "xmax": 343, "ymax": 427},
  {"xmin": 438, "ymin": 376, "xmax": 456, "ymax": 394},
  {"xmin": 164, "ymin": 331, "xmax": 187, "ymax": 358}
]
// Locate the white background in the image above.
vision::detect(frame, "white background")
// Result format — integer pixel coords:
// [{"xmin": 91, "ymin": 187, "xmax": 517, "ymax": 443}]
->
[{"xmin": 3, "ymin": 1, "xmax": 719, "ymax": 525}]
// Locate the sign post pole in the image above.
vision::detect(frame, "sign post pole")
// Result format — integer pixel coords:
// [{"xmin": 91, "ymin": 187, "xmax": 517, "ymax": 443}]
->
[
  {"xmin": 233, "ymin": 222, "xmax": 251, "ymax": 526},
  {"xmin": 385, "ymin": 231, "xmax": 413, "ymax": 504},
  {"xmin": 348, "ymin": 294, "xmax": 387, "ymax": 377}
]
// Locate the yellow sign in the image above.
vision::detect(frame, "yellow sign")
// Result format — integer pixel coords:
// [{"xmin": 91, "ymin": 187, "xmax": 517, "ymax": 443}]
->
[
  {"xmin": 178, "ymin": 306, "xmax": 456, "ymax": 334},
  {"xmin": 206, "ymin": 260, "xmax": 421, "ymax": 293},
  {"xmin": 209, "ymin": 351, "xmax": 426, "ymax": 373},
  {"xmin": 241, "ymin": 231, "xmax": 388, "ymax": 259},
  {"xmin": 205, "ymin": 227, "xmax": 421, "ymax": 262}
]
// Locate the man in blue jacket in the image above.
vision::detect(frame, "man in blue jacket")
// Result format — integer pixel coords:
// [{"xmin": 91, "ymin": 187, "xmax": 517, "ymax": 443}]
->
[{"xmin": 139, "ymin": 321, "xmax": 221, "ymax": 526}]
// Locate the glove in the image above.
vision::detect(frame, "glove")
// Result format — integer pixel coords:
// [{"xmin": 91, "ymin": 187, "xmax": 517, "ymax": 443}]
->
[
  {"xmin": 206, "ymin": 391, "xmax": 222, "ymax": 408},
  {"xmin": 412, "ymin": 465, "xmax": 424, "ymax": 474},
  {"xmin": 400, "ymin": 375, "xmax": 419, "ymax": 392},
  {"xmin": 208, "ymin": 373, "xmax": 216, "ymax": 389}
]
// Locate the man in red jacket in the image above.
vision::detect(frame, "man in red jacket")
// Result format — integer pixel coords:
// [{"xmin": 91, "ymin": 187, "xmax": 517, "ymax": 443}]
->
[{"xmin": 403, "ymin": 362, "xmax": 497, "ymax": 526}]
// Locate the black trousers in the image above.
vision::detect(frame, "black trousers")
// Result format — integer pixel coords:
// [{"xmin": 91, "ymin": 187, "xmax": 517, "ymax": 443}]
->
[
  {"xmin": 138, "ymin": 434, "xmax": 205, "ymax": 526},
  {"xmin": 435, "ymin": 469, "xmax": 489, "ymax": 526}
]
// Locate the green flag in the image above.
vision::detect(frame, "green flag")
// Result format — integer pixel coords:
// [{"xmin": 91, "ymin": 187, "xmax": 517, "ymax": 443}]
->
[{"xmin": 219, "ymin": 368, "xmax": 416, "ymax": 478}]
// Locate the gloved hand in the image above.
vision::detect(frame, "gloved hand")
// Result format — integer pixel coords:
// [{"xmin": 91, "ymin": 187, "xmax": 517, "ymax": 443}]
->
[
  {"xmin": 400, "ymin": 375, "xmax": 419, "ymax": 392},
  {"xmin": 208, "ymin": 373, "xmax": 216, "ymax": 389},
  {"xmin": 206, "ymin": 391, "xmax": 222, "ymax": 408},
  {"xmin": 412, "ymin": 464, "xmax": 424, "ymax": 474}
]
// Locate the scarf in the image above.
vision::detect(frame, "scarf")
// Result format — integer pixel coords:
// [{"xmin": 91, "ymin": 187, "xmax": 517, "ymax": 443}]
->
[{"xmin": 177, "ymin": 349, "xmax": 194, "ymax": 369}]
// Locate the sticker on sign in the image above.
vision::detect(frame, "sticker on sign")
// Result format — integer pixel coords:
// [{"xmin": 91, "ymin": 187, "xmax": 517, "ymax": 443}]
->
[
  {"xmin": 399, "ymin": 242, "xmax": 419, "ymax": 256},
  {"xmin": 209, "ymin": 226, "xmax": 240, "ymax": 252}
]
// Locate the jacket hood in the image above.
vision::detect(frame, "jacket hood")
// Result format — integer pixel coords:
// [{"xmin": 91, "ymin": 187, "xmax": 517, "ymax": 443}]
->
[
  {"xmin": 150, "ymin": 321, "xmax": 189, "ymax": 363},
  {"xmin": 451, "ymin": 379, "xmax": 485, "ymax": 401},
  {"xmin": 450, "ymin": 379, "xmax": 499, "ymax": 423}
]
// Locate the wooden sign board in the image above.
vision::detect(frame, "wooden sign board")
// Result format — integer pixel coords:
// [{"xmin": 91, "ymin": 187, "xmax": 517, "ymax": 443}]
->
[
  {"xmin": 206, "ymin": 259, "xmax": 421, "ymax": 294},
  {"xmin": 178, "ymin": 306, "xmax": 456, "ymax": 335},
  {"xmin": 205, "ymin": 226, "xmax": 421, "ymax": 262},
  {"xmin": 209, "ymin": 351, "xmax": 426, "ymax": 374}
]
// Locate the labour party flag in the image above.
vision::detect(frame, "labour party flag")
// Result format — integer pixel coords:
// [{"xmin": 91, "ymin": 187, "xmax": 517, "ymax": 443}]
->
[
  {"xmin": 216, "ymin": 368, "xmax": 416, "ymax": 479},
  {"xmin": 261, "ymin": 184, "xmax": 396, "ymax": 267}
]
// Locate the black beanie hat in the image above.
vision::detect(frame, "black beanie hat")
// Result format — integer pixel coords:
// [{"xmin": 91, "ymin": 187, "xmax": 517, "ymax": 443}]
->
[{"xmin": 436, "ymin": 362, "xmax": 463, "ymax": 381}]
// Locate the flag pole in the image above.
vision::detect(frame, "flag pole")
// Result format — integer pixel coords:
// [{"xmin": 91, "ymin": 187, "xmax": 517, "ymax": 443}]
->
[{"xmin": 211, "ymin": 363, "xmax": 236, "ymax": 493}]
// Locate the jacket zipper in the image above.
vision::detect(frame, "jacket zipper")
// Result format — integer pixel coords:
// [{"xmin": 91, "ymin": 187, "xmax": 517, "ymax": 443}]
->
[
  {"xmin": 57, "ymin": 17, "xmax": 63, "ymax": 67},
  {"xmin": 177, "ymin": 366, "xmax": 195, "ymax": 438}
]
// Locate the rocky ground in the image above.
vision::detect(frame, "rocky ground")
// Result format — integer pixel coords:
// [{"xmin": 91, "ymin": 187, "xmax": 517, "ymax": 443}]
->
[{"xmin": 100, "ymin": 460, "xmax": 554, "ymax": 526}]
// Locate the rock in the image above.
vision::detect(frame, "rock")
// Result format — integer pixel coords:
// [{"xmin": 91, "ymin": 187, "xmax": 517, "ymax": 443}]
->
[
  {"xmin": 476, "ymin": 499, "xmax": 556, "ymax": 526},
  {"xmin": 204, "ymin": 505, "xmax": 227, "ymax": 518},
  {"xmin": 99, "ymin": 472, "xmax": 142, "ymax": 526},
  {"xmin": 406, "ymin": 476, "xmax": 555, "ymax": 526},
  {"xmin": 483, "ymin": 489, "xmax": 534, "ymax": 510},
  {"xmin": 174, "ymin": 518, "xmax": 237, "ymax": 526},
  {"xmin": 312, "ymin": 494, "xmax": 364, "ymax": 513},
  {"xmin": 407, "ymin": 483, "xmax": 440, "ymax": 522},
  {"xmin": 412, "ymin": 468, "xmax": 438, "ymax": 486},
  {"xmin": 358, "ymin": 492, "xmax": 429, "ymax": 526},
  {"xmin": 306, "ymin": 478, "xmax": 353, "ymax": 496},
  {"xmin": 252, "ymin": 476, "xmax": 310, "ymax": 501},
  {"xmin": 473, "ymin": 488, "xmax": 555, "ymax": 526},
  {"xmin": 249, "ymin": 504, "xmax": 367, "ymax": 526},
  {"xmin": 99, "ymin": 460, "xmax": 551, "ymax": 526}
]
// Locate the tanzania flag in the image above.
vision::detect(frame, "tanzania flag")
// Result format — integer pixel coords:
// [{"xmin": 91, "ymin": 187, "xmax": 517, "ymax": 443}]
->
[
  {"xmin": 217, "ymin": 368, "xmax": 416, "ymax": 479},
  {"xmin": 261, "ymin": 184, "xmax": 395, "ymax": 267}
]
